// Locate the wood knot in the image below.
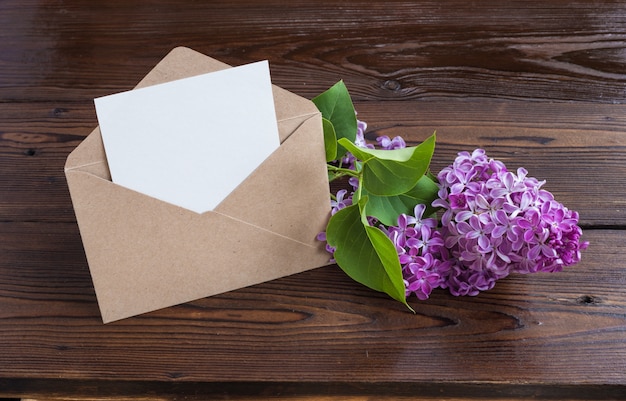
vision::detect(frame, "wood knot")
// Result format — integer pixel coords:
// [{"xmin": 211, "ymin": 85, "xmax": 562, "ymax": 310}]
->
[
  {"xmin": 51, "ymin": 107, "xmax": 69, "ymax": 117},
  {"xmin": 382, "ymin": 79, "xmax": 401, "ymax": 91},
  {"xmin": 576, "ymin": 295, "xmax": 601, "ymax": 305}
]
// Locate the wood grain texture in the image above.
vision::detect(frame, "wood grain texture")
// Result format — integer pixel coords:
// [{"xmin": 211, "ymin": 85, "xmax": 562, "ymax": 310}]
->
[
  {"xmin": 0, "ymin": 226, "xmax": 624, "ymax": 392},
  {"xmin": 1, "ymin": 0, "xmax": 626, "ymax": 399},
  {"xmin": 2, "ymin": 1, "xmax": 626, "ymax": 103},
  {"xmin": 2, "ymin": 100, "xmax": 625, "ymax": 225}
]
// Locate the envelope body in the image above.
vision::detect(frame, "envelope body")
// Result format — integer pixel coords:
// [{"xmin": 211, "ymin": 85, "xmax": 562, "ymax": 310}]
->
[{"xmin": 65, "ymin": 47, "xmax": 332, "ymax": 323}]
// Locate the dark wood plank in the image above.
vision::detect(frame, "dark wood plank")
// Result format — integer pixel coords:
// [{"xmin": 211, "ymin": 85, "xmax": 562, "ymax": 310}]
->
[
  {"xmin": 2, "ymin": 1, "xmax": 626, "ymax": 103},
  {"xmin": 7, "ymin": 384, "xmax": 626, "ymax": 401},
  {"xmin": 7, "ymin": 381, "xmax": 626, "ymax": 401},
  {"xmin": 0, "ymin": 102, "xmax": 89, "ymax": 223}
]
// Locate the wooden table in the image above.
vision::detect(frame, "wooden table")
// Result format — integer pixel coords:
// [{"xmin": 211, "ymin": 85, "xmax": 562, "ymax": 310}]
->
[{"xmin": 2, "ymin": 1, "xmax": 626, "ymax": 399}]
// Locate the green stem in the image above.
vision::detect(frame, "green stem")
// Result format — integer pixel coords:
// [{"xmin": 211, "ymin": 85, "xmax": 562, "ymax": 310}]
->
[
  {"xmin": 354, "ymin": 177, "xmax": 363, "ymax": 203},
  {"xmin": 327, "ymin": 164, "xmax": 360, "ymax": 177}
]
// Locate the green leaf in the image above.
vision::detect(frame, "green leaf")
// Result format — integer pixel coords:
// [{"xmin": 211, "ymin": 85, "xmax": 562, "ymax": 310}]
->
[
  {"xmin": 363, "ymin": 174, "xmax": 440, "ymax": 226},
  {"xmin": 326, "ymin": 197, "xmax": 412, "ymax": 311},
  {"xmin": 363, "ymin": 226, "xmax": 410, "ymax": 308},
  {"xmin": 312, "ymin": 81, "xmax": 357, "ymax": 159},
  {"xmin": 338, "ymin": 133, "xmax": 436, "ymax": 196},
  {"xmin": 321, "ymin": 117, "xmax": 337, "ymax": 162}
]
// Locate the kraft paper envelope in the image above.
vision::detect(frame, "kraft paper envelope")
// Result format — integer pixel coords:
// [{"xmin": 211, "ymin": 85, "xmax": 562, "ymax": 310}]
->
[{"xmin": 65, "ymin": 47, "xmax": 332, "ymax": 323}]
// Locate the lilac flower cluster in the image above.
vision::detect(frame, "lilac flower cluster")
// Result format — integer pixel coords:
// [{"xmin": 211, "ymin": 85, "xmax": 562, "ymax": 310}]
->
[
  {"xmin": 386, "ymin": 204, "xmax": 446, "ymax": 300},
  {"xmin": 321, "ymin": 124, "xmax": 588, "ymax": 300},
  {"xmin": 431, "ymin": 149, "xmax": 588, "ymax": 296}
]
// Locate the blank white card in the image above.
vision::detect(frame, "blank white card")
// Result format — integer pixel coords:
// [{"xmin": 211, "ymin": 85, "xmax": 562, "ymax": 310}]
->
[{"xmin": 95, "ymin": 61, "xmax": 280, "ymax": 214}]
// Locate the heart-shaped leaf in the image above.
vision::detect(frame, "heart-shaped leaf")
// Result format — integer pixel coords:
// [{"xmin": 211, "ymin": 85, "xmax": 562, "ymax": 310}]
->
[
  {"xmin": 326, "ymin": 197, "xmax": 412, "ymax": 311},
  {"xmin": 312, "ymin": 81, "xmax": 357, "ymax": 159},
  {"xmin": 363, "ymin": 174, "xmax": 440, "ymax": 226},
  {"xmin": 338, "ymin": 133, "xmax": 436, "ymax": 196}
]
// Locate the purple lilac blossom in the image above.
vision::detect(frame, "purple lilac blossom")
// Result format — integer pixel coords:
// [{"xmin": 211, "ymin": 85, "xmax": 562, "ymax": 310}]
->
[
  {"xmin": 376, "ymin": 135, "xmax": 406, "ymax": 150},
  {"xmin": 431, "ymin": 149, "xmax": 588, "ymax": 297},
  {"xmin": 341, "ymin": 120, "xmax": 372, "ymax": 169},
  {"xmin": 330, "ymin": 189, "xmax": 352, "ymax": 215},
  {"xmin": 386, "ymin": 204, "xmax": 446, "ymax": 300}
]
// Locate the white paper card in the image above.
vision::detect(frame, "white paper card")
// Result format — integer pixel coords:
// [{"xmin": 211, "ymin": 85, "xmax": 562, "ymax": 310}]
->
[{"xmin": 95, "ymin": 60, "xmax": 279, "ymax": 214}]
